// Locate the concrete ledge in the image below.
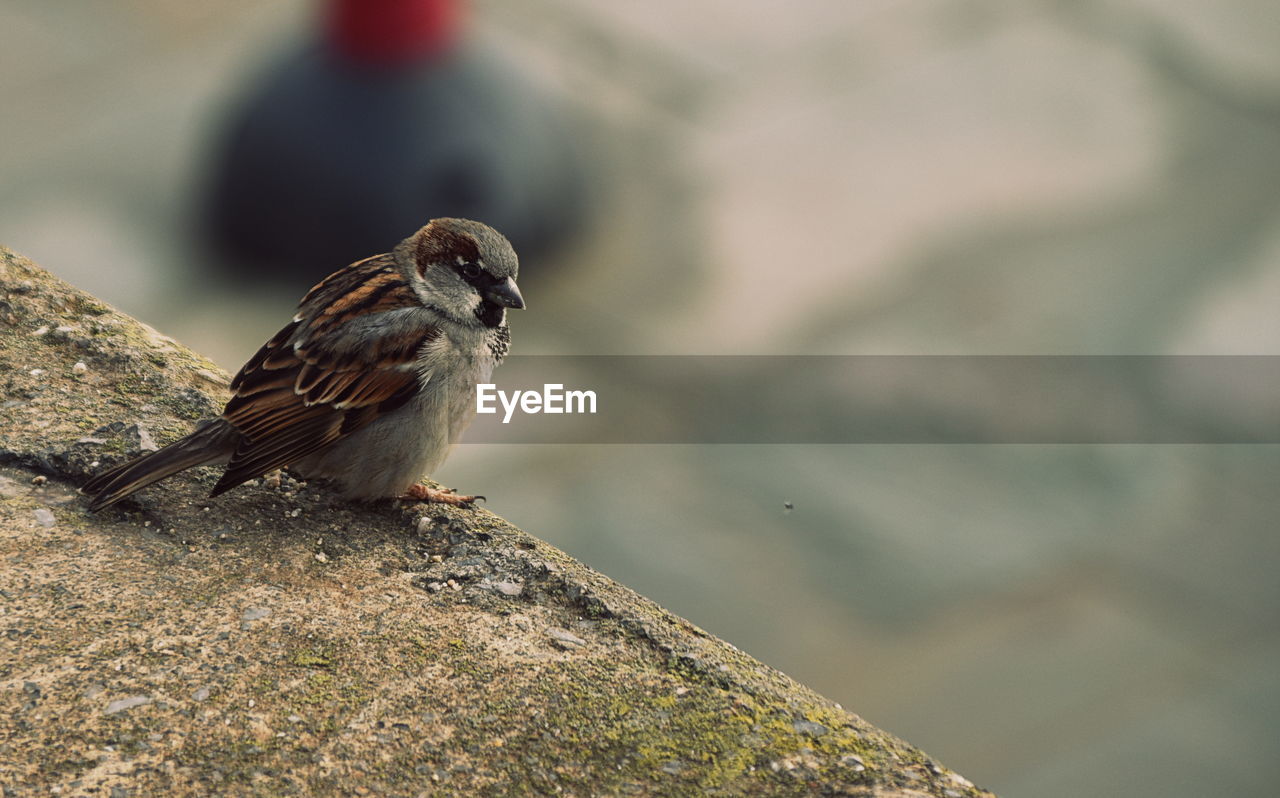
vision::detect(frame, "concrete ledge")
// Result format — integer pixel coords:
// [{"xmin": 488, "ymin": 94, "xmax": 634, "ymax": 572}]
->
[{"xmin": 0, "ymin": 248, "xmax": 992, "ymax": 796}]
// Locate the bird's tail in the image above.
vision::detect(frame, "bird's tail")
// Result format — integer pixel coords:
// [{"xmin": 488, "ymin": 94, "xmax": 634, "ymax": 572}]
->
[{"xmin": 81, "ymin": 421, "xmax": 238, "ymax": 511}]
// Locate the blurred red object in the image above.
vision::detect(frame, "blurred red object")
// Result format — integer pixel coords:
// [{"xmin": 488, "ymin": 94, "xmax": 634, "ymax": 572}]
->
[{"xmin": 326, "ymin": 0, "xmax": 458, "ymax": 64}]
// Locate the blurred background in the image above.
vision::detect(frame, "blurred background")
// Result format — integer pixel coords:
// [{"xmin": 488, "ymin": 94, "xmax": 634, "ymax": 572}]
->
[{"xmin": 3, "ymin": 1, "xmax": 1279, "ymax": 795}]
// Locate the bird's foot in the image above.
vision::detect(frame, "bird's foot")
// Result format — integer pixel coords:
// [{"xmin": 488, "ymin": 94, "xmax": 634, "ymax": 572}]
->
[{"xmin": 400, "ymin": 484, "xmax": 485, "ymax": 506}]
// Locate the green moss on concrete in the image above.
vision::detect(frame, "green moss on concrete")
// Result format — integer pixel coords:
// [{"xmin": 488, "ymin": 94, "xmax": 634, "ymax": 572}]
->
[{"xmin": 290, "ymin": 649, "xmax": 335, "ymax": 669}]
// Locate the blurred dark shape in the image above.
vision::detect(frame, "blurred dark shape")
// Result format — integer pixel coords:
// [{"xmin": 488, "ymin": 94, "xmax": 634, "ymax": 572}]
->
[{"xmin": 202, "ymin": 0, "xmax": 588, "ymax": 283}]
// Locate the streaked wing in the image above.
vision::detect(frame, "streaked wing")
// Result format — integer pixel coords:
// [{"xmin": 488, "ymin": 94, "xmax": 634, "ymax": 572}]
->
[{"xmin": 212, "ymin": 257, "xmax": 435, "ymax": 495}]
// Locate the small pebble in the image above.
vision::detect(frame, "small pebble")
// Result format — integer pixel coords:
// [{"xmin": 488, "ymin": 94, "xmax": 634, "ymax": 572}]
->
[
  {"xmin": 72, "ymin": 361, "xmax": 88, "ymax": 374},
  {"xmin": 192, "ymin": 687, "xmax": 211, "ymax": 702},
  {"xmin": 242, "ymin": 607, "xmax": 271, "ymax": 622},
  {"xmin": 135, "ymin": 425, "xmax": 158, "ymax": 452},
  {"xmin": 31, "ymin": 475, "xmax": 47, "ymax": 486},
  {"xmin": 104, "ymin": 696, "xmax": 151, "ymax": 715},
  {"xmin": 546, "ymin": 628, "xmax": 587, "ymax": 650},
  {"xmin": 839, "ymin": 754, "xmax": 866, "ymax": 772},
  {"xmin": 314, "ymin": 551, "xmax": 329, "ymax": 563},
  {"xmin": 29, "ymin": 368, "xmax": 44, "ymax": 377},
  {"xmin": 792, "ymin": 720, "xmax": 829, "ymax": 737},
  {"xmin": 33, "ymin": 508, "xmax": 56, "ymax": 528}
]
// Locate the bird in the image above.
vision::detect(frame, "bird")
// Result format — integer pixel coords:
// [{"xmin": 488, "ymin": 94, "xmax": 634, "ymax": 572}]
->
[{"xmin": 82, "ymin": 218, "xmax": 524, "ymax": 512}]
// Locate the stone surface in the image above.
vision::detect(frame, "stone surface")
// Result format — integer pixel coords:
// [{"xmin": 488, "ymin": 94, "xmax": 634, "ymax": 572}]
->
[{"xmin": 0, "ymin": 250, "xmax": 992, "ymax": 795}]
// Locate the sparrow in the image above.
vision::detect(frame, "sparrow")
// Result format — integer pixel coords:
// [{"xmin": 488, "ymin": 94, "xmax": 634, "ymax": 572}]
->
[{"xmin": 82, "ymin": 218, "xmax": 524, "ymax": 511}]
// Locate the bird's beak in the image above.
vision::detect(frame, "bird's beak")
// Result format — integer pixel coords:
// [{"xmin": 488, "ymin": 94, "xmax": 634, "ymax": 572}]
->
[{"xmin": 486, "ymin": 277, "xmax": 526, "ymax": 310}]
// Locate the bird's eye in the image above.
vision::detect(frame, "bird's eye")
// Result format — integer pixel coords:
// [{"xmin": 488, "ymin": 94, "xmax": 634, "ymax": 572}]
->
[{"xmin": 460, "ymin": 262, "xmax": 481, "ymax": 280}]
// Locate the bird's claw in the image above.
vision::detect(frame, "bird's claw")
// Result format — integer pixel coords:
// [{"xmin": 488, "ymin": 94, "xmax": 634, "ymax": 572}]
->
[{"xmin": 401, "ymin": 484, "xmax": 485, "ymax": 507}]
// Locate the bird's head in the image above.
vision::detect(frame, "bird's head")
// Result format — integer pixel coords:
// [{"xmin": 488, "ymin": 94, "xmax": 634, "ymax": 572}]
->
[{"xmin": 397, "ymin": 218, "xmax": 524, "ymax": 329}]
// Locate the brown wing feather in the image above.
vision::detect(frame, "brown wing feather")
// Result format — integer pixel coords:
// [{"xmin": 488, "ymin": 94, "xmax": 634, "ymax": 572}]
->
[
  {"xmin": 300, "ymin": 254, "xmax": 418, "ymax": 332},
  {"xmin": 210, "ymin": 256, "xmax": 435, "ymax": 496},
  {"xmin": 210, "ymin": 411, "xmax": 343, "ymax": 496},
  {"xmin": 230, "ymin": 313, "xmax": 306, "ymax": 386}
]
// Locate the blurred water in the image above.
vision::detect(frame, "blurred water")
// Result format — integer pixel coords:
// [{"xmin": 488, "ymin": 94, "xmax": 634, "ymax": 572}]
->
[{"xmin": 2, "ymin": 2, "xmax": 1278, "ymax": 795}]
